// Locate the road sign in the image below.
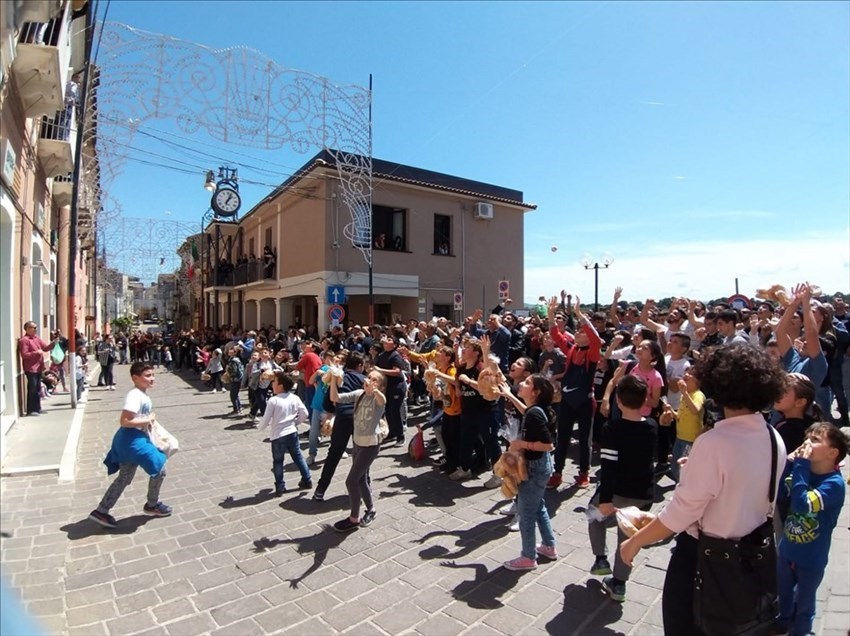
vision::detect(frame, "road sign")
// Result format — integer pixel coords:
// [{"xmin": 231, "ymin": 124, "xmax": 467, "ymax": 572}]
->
[
  {"xmin": 327, "ymin": 304, "xmax": 346, "ymax": 323},
  {"xmin": 727, "ymin": 294, "xmax": 752, "ymax": 310},
  {"xmin": 498, "ymin": 280, "xmax": 510, "ymax": 300},
  {"xmin": 327, "ymin": 285, "xmax": 346, "ymax": 304},
  {"xmin": 454, "ymin": 292, "xmax": 463, "ymax": 310}
]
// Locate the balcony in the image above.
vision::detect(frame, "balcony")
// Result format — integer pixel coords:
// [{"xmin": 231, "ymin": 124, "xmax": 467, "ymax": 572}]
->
[
  {"xmin": 52, "ymin": 173, "xmax": 73, "ymax": 207},
  {"xmin": 11, "ymin": 4, "xmax": 72, "ymax": 119},
  {"xmin": 206, "ymin": 260, "xmax": 275, "ymax": 289},
  {"xmin": 38, "ymin": 107, "xmax": 77, "ymax": 178}
]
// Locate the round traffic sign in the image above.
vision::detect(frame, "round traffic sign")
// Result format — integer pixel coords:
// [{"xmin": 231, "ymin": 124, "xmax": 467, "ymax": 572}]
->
[
  {"xmin": 328, "ymin": 304, "xmax": 346, "ymax": 322},
  {"xmin": 727, "ymin": 294, "xmax": 752, "ymax": 310},
  {"xmin": 499, "ymin": 281, "xmax": 509, "ymax": 292}
]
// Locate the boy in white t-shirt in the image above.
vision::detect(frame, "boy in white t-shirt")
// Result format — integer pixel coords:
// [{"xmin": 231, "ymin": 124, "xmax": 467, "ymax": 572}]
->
[{"xmin": 89, "ymin": 362, "xmax": 171, "ymax": 528}]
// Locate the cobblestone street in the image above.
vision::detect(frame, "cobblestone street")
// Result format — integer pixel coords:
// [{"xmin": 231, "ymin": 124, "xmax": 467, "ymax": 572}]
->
[{"xmin": 1, "ymin": 368, "xmax": 848, "ymax": 635}]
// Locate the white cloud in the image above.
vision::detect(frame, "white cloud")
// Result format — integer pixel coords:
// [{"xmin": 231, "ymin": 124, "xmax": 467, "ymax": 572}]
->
[{"xmin": 523, "ymin": 231, "xmax": 850, "ymax": 305}]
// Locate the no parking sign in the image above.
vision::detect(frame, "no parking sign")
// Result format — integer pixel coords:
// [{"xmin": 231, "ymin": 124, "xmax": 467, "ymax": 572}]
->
[
  {"xmin": 328, "ymin": 304, "xmax": 345, "ymax": 326},
  {"xmin": 453, "ymin": 292, "xmax": 463, "ymax": 310},
  {"xmin": 498, "ymin": 280, "xmax": 510, "ymax": 300}
]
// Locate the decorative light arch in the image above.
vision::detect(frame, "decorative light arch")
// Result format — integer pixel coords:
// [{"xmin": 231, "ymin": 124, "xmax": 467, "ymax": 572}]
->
[{"xmin": 88, "ymin": 22, "xmax": 373, "ymax": 267}]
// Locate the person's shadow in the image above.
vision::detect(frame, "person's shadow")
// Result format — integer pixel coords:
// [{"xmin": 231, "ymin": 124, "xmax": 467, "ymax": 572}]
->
[
  {"xmin": 545, "ymin": 581, "xmax": 623, "ymax": 634},
  {"xmin": 251, "ymin": 525, "xmax": 350, "ymax": 588},
  {"xmin": 416, "ymin": 517, "xmax": 510, "ymax": 560},
  {"xmin": 439, "ymin": 560, "xmax": 523, "ymax": 609},
  {"xmin": 60, "ymin": 515, "xmax": 154, "ymax": 539},
  {"xmin": 219, "ymin": 489, "xmax": 277, "ymax": 509}
]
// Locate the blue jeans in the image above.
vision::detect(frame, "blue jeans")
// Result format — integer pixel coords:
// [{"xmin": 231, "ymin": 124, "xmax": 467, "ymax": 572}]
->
[
  {"xmin": 229, "ymin": 383, "xmax": 242, "ymax": 412},
  {"xmin": 777, "ymin": 555, "xmax": 825, "ymax": 636},
  {"xmin": 517, "ymin": 452, "xmax": 556, "ymax": 560},
  {"xmin": 669, "ymin": 438, "xmax": 693, "ymax": 482},
  {"xmin": 308, "ymin": 408, "xmax": 324, "ymax": 458},
  {"xmin": 270, "ymin": 432, "xmax": 311, "ymax": 490}
]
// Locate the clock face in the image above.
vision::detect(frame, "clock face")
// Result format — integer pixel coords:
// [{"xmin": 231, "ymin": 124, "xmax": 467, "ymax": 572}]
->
[{"xmin": 212, "ymin": 187, "xmax": 241, "ymax": 216}]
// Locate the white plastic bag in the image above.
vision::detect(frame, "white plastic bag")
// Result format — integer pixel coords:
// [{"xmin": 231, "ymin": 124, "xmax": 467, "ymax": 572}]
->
[
  {"xmin": 615, "ymin": 506, "xmax": 656, "ymax": 537},
  {"xmin": 149, "ymin": 420, "xmax": 179, "ymax": 458}
]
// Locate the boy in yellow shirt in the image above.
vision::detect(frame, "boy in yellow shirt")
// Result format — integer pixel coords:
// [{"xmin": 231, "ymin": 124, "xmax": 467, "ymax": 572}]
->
[{"xmin": 662, "ymin": 367, "xmax": 705, "ymax": 482}]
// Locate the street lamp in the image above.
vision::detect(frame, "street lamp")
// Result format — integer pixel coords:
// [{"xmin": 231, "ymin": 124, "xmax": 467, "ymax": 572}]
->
[{"xmin": 580, "ymin": 252, "xmax": 614, "ymax": 312}]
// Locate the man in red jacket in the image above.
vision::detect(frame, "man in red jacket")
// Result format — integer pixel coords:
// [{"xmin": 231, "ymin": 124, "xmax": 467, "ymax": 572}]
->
[{"xmin": 18, "ymin": 321, "xmax": 56, "ymax": 416}]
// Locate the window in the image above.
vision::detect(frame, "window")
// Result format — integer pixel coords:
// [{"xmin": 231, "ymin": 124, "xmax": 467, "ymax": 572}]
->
[
  {"xmin": 372, "ymin": 205, "xmax": 406, "ymax": 251},
  {"xmin": 248, "ymin": 238, "xmax": 255, "ymax": 259},
  {"xmin": 434, "ymin": 214, "xmax": 451, "ymax": 255},
  {"xmin": 432, "ymin": 304, "xmax": 452, "ymax": 319},
  {"xmin": 264, "ymin": 227, "xmax": 273, "ymax": 251}
]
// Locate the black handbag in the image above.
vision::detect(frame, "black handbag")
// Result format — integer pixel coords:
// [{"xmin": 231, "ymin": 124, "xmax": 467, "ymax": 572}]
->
[{"xmin": 693, "ymin": 424, "xmax": 779, "ymax": 636}]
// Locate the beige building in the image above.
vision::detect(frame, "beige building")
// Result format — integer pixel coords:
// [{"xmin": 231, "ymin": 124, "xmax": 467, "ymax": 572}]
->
[
  {"xmin": 199, "ymin": 150, "xmax": 535, "ymax": 332},
  {"xmin": 0, "ymin": 0, "xmax": 96, "ymax": 426}
]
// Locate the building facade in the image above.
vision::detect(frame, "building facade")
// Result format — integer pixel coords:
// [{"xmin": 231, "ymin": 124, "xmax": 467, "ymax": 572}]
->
[
  {"xmin": 0, "ymin": 0, "xmax": 96, "ymax": 428},
  {"xmin": 198, "ymin": 150, "xmax": 535, "ymax": 332}
]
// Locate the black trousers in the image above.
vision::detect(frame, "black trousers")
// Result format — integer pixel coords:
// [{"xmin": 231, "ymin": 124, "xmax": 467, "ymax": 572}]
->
[
  {"xmin": 25, "ymin": 371, "xmax": 42, "ymax": 415},
  {"xmin": 316, "ymin": 413, "xmax": 354, "ymax": 495},
  {"xmin": 662, "ymin": 532, "xmax": 705, "ymax": 636}
]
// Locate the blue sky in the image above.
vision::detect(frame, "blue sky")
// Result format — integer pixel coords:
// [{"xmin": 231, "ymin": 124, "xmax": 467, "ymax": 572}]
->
[{"xmin": 100, "ymin": 0, "xmax": 849, "ymax": 305}]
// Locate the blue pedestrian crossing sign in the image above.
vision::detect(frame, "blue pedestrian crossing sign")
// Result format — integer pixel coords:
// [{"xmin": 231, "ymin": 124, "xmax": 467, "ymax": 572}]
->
[{"xmin": 327, "ymin": 285, "xmax": 346, "ymax": 304}]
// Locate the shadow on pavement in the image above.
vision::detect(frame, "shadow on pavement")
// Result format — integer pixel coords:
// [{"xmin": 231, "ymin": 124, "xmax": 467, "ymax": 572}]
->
[
  {"xmin": 546, "ymin": 581, "xmax": 623, "ymax": 634},
  {"xmin": 224, "ymin": 421, "xmax": 259, "ymax": 431},
  {"xmin": 60, "ymin": 515, "xmax": 155, "ymax": 539},
  {"xmin": 439, "ymin": 560, "xmax": 523, "ymax": 609},
  {"xmin": 252, "ymin": 524, "xmax": 352, "ymax": 588},
  {"xmin": 372, "ymin": 469, "xmax": 480, "ymax": 507},
  {"xmin": 278, "ymin": 492, "xmax": 348, "ymax": 515},
  {"xmin": 416, "ymin": 517, "xmax": 510, "ymax": 560},
  {"xmin": 219, "ymin": 489, "xmax": 277, "ymax": 509}
]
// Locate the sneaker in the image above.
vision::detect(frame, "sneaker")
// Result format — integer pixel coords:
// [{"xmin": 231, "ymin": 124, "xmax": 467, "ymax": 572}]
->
[
  {"xmin": 590, "ymin": 555, "xmax": 613, "ymax": 576},
  {"xmin": 333, "ymin": 517, "xmax": 360, "ymax": 533},
  {"xmin": 393, "ymin": 437, "xmax": 405, "ymax": 448},
  {"xmin": 483, "ymin": 474, "xmax": 503, "ymax": 489},
  {"xmin": 253, "ymin": 417, "xmax": 260, "ymax": 425},
  {"xmin": 341, "ymin": 451, "xmax": 349, "ymax": 459},
  {"xmin": 499, "ymin": 501, "xmax": 517, "ymax": 516},
  {"xmin": 360, "ymin": 509, "xmax": 377, "ymax": 527},
  {"xmin": 308, "ymin": 455, "xmax": 316, "ymax": 467},
  {"xmin": 508, "ymin": 518, "xmax": 520, "ymax": 532},
  {"xmin": 575, "ymin": 472, "xmax": 590, "ymax": 488},
  {"xmin": 142, "ymin": 502, "xmax": 172, "ymax": 517},
  {"xmin": 274, "ymin": 485, "xmax": 287, "ymax": 496},
  {"xmin": 602, "ymin": 576, "xmax": 626, "ymax": 602},
  {"xmin": 312, "ymin": 490, "xmax": 325, "ymax": 502},
  {"xmin": 546, "ymin": 473, "xmax": 563, "ymax": 489},
  {"xmin": 536, "ymin": 544, "xmax": 558, "ymax": 561},
  {"xmin": 88, "ymin": 509, "xmax": 117, "ymax": 528},
  {"xmin": 298, "ymin": 479, "xmax": 312, "ymax": 490},
  {"xmin": 449, "ymin": 468, "xmax": 473, "ymax": 481},
  {"xmin": 503, "ymin": 556, "xmax": 537, "ymax": 571},
  {"xmin": 432, "ymin": 456, "xmax": 447, "ymax": 466}
]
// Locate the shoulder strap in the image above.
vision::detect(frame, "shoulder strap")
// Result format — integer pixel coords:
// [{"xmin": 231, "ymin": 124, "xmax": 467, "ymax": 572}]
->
[{"xmin": 767, "ymin": 423, "xmax": 778, "ymax": 505}]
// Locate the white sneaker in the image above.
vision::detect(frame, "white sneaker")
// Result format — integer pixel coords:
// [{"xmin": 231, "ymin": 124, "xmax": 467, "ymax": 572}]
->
[
  {"xmin": 449, "ymin": 468, "xmax": 473, "ymax": 481},
  {"xmin": 484, "ymin": 474, "xmax": 502, "ymax": 489},
  {"xmin": 508, "ymin": 518, "xmax": 520, "ymax": 532},
  {"xmin": 499, "ymin": 501, "xmax": 517, "ymax": 516},
  {"xmin": 341, "ymin": 451, "xmax": 349, "ymax": 459},
  {"xmin": 253, "ymin": 417, "xmax": 260, "ymax": 425}
]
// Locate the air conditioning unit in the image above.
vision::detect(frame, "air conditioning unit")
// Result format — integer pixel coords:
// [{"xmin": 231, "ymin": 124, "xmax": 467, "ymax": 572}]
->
[{"xmin": 474, "ymin": 202, "xmax": 494, "ymax": 220}]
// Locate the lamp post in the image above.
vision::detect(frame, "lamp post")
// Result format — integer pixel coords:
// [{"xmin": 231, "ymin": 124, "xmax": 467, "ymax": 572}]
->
[{"xmin": 580, "ymin": 252, "xmax": 614, "ymax": 312}]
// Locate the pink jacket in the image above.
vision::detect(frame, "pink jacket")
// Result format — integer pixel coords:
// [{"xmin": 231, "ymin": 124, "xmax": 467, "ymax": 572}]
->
[{"xmin": 658, "ymin": 413, "xmax": 786, "ymax": 540}]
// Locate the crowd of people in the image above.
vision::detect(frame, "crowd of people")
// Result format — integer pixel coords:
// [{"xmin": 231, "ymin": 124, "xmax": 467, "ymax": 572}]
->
[{"xmin": 74, "ymin": 282, "xmax": 849, "ymax": 636}]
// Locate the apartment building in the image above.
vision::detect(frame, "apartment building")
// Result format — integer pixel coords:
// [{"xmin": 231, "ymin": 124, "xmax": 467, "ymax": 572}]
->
[
  {"xmin": 198, "ymin": 150, "xmax": 536, "ymax": 332},
  {"xmin": 0, "ymin": 0, "xmax": 96, "ymax": 424}
]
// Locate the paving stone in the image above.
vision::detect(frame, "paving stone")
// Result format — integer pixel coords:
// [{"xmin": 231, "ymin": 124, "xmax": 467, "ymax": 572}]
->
[
  {"xmin": 209, "ymin": 593, "xmax": 270, "ymax": 627},
  {"xmin": 116, "ymin": 589, "xmax": 160, "ymax": 615},
  {"xmin": 66, "ymin": 583, "xmax": 114, "ymax": 608},
  {"xmin": 210, "ymin": 617, "xmax": 261, "ymax": 636},
  {"xmin": 414, "ymin": 613, "xmax": 467, "ymax": 636},
  {"xmin": 26, "ymin": 597, "xmax": 65, "ymax": 617},
  {"xmin": 66, "ymin": 601, "xmax": 119, "ymax": 627},
  {"xmin": 152, "ymin": 598, "xmax": 196, "ymax": 624},
  {"xmin": 18, "ymin": 582, "xmax": 64, "ymax": 602},
  {"xmin": 162, "ymin": 612, "xmax": 216, "ymax": 636},
  {"xmin": 321, "ymin": 600, "xmax": 375, "ymax": 631},
  {"xmin": 113, "ymin": 571, "xmax": 163, "ymax": 597},
  {"xmin": 254, "ymin": 602, "xmax": 311, "ymax": 633},
  {"xmin": 191, "ymin": 582, "xmax": 243, "ymax": 611},
  {"xmin": 372, "ymin": 600, "xmax": 429, "ymax": 633},
  {"xmin": 190, "ymin": 565, "xmax": 243, "ymax": 592}
]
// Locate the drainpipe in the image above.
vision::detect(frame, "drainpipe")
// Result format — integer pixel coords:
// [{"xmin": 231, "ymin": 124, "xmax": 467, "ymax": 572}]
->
[{"xmin": 67, "ymin": 2, "xmax": 94, "ymax": 407}]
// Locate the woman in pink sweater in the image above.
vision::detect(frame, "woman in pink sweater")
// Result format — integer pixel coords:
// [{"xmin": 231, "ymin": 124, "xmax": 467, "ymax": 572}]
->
[{"xmin": 619, "ymin": 342, "xmax": 787, "ymax": 634}]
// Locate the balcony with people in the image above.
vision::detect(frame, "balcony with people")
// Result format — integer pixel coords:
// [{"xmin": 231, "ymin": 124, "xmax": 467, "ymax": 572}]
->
[{"xmin": 37, "ymin": 83, "xmax": 78, "ymax": 177}]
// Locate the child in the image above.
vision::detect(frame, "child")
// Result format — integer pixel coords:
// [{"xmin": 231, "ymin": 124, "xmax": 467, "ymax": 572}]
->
[
  {"xmin": 588, "ymin": 373, "xmax": 657, "ymax": 602},
  {"xmin": 257, "ymin": 371, "xmax": 311, "ymax": 496},
  {"xmin": 88, "ymin": 362, "xmax": 171, "ymax": 528},
  {"xmin": 307, "ymin": 351, "xmax": 336, "ymax": 466},
  {"xmin": 162, "ymin": 346, "xmax": 173, "ymax": 372},
  {"xmin": 226, "ymin": 346, "xmax": 244, "ymax": 415},
  {"xmin": 776, "ymin": 423, "xmax": 847, "ymax": 636},
  {"xmin": 498, "ymin": 374, "xmax": 558, "ymax": 571},
  {"xmin": 244, "ymin": 350, "xmax": 261, "ymax": 420},
  {"xmin": 774, "ymin": 373, "xmax": 825, "ymax": 457},
  {"xmin": 665, "ymin": 367, "xmax": 705, "ymax": 482},
  {"xmin": 75, "ymin": 346, "xmax": 88, "ymax": 402},
  {"xmin": 660, "ymin": 333, "xmax": 691, "ymax": 475},
  {"xmin": 205, "ymin": 348, "xmax": 224, "ymax": 393},
  {"xmin": 330, "ymin": 369, "xmax": 386, "ymax": 532}
]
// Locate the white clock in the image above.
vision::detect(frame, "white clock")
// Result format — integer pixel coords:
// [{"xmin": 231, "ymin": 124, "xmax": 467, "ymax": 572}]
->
[{"xmin": 212, "ymin": 187, "xmax": 241, "ymax": 217}]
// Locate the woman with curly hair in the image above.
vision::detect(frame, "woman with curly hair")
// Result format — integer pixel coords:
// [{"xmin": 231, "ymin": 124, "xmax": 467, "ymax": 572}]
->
[{"xmin": 619, "ymin": 342, "xmax": 787, "ymax": 634}]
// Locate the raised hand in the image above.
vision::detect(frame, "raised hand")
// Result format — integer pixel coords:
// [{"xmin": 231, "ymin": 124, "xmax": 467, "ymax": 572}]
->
[{"xmin": 614, "ymin": 287, "xmax": 623, "ymax": 301}]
